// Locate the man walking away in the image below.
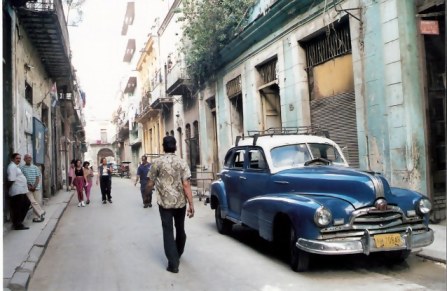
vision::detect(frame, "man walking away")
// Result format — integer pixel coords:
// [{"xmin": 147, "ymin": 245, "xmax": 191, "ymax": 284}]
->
[
  {"xmin": 147, "ymin": 136, "xmax": 195, "ymax": 273},
  {"xmin": 7, "ymin": 153, "xmax": 31, "ymax": 230},
  {"xmin": 21, "ymin": 154, "xmax": 45, "ymax": 222},
  {"xmin": 97, "ymin": 158, "xmax": 113, "ymax": 204},
  {"xmin": 135, "ymin": 155, "xmax": 152, "ymax": 208}
]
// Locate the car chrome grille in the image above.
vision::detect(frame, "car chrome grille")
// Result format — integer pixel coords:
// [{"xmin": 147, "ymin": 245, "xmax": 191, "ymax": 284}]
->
[{"xmin": 319, "ymin": 206, "xmax": 426, "ymax": 240}]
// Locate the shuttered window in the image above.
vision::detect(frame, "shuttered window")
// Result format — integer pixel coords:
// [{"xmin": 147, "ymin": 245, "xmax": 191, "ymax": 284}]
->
[{"xmin": 310, "ymin": 92, "xmax": 359, "ymax": 168}]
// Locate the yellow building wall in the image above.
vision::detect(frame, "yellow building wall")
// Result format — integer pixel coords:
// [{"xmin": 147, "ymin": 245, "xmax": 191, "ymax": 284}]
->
[{"xmin": 313, "ymin": 54, "xmax": 354, "ymax": 99}]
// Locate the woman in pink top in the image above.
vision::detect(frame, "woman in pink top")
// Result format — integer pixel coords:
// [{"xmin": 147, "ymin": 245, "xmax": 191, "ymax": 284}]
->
[
  {"xmin": 83, "ymin": 161, "xmax": 94, "ymax": 204},
  {"xmin": 71, "ymin": 159, "xmax": 88, "ymax": 207}
]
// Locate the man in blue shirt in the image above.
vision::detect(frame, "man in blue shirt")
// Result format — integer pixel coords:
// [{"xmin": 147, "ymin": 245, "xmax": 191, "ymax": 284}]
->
[
  {"xmin": 135, "ymin": 155, "xmax": 152, "ymax": 208},
  {"xmin": 21, "ymin": 154, "xmax": 45, "ymax": 222}
]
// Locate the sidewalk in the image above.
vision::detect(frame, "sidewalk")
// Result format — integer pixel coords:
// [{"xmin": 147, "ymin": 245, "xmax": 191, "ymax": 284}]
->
[
  {"xmin": 2, "ymin": 189, "xmax": 446, "ymax": 290},
  {"xmin": 416, "ymin": 221, "xmax": 446, "ymax": 264},
  {"xmin": 3, "ymin": 189, "xmax": 74, "ymax": 291}
]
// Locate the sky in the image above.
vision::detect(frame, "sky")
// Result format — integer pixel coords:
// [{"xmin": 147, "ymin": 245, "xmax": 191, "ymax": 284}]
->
[
  {"xmin": 67, "ymin": 0, "xmax": 166, "ymax": 121},
  {"xmin": 68, "ymin": 0, "xmax": 125, "ymax": 120}
]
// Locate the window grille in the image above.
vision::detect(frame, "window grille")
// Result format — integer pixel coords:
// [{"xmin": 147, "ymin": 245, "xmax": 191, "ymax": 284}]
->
[
  {"xmin": 226, "ymin": 75, "xmax": 242, "ymax": 99},
  {"xmin": 257, "ymin": 59, "xmax": 277, "ymax": 85},
  {"xmin": 302, "ymin": 23, "xmax": 351, "ymax": 68}
]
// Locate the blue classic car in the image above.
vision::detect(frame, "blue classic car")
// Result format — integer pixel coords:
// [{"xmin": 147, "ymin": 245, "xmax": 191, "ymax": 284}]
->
[{"xmin": 209, "ymin": 128, "xmax": 434, "ymax": 271}]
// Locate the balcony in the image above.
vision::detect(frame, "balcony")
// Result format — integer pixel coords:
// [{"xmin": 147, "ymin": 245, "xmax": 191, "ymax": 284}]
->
[
  {"xmin": 121, "ymin": 2, "xmax": 135, "ymax": 36},
  {"xmin": 123, "ymin": 39, "xmax": 136, "ymax": 63},
  {"xmin": 58, "ymin": 92, "xmax": 75, "ymax": 119},
  {"xmin": 117, "ymin": 118, "xmax": 130, "ymax": 140},
  {"xmin": 136, "ymin": 95, "xmax": 160, "ymax": 122},
  {"xmin": 15, "ymin": 0, "xmax": 72, "ymax": 90},
  {"xmin": 166, "ymin": 63, "xmax": 192, "ymax": 96},
  {"xmin": 124, "ymin": 76, "xmax": 137, "ymax": 94},
  {"xmin": 151, "ymin": 96, "xmax": 174, "ymax": 110}
]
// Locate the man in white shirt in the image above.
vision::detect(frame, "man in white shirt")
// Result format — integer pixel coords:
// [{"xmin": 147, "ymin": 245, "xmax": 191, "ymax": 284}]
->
[{"xmin": 7, "ymin": 153, "xmax": 31, "ymax": 230}]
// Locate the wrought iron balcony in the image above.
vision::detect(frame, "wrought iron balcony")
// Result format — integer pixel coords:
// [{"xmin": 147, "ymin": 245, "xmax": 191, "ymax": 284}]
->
[
  {"xmin": 166, "ymin": 63, "xmax": 192, "ymax": 95},
  {"xmin": 58, "ymin": 92, "xmax": 75, "ymax": 119},
  {"xmin": 151, "ymin": 97, "xmax": 174, "ymax": 110},
  {"xmin": 15, "ymin": 0, "xmax": 72, "ymax": 89},
  {"xmin": 135, "ymin": 95, "xmax": 159, "ymax": 122}
]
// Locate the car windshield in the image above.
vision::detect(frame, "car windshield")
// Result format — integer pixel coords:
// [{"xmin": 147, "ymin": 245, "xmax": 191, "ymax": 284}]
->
[
  {"xmin": 307, "ymin": 143, "xmax": 344, "ymax": 163},
  {"xmin": 271, "ymin": 143, "xmax": 344, "ymax": 167},
  {"xmin": 271, "ymin": 144, "xmax": 311, "ymax": 167}
]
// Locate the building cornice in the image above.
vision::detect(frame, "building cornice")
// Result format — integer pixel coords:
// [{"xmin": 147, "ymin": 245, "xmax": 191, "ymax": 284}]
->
[{"xmin": 157, "ymin": 0, "xmax": 181, "ymax": 36}]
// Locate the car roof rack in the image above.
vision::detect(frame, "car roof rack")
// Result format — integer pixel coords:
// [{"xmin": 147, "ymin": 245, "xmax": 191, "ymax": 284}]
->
[{"xmin": 235, "ymin": 126, "xmax": 329, "ymax": 146}]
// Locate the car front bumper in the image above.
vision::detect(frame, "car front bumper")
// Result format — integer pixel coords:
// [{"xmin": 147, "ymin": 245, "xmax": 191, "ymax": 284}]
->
[{"xmin": 296, "ymin": 228, "xmax": 434, "ymax": 255}]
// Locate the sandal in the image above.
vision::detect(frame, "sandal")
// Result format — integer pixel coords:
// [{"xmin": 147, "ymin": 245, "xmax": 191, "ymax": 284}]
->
[{"xmin": 33, "ymin": 217, "xmax": 44, "ymax": 223}]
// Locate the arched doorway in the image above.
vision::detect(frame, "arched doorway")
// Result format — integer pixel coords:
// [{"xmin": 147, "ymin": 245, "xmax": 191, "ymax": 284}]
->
[{"xmin": 97, "ymin": 148, "xmax": 115, "ymax": 169}]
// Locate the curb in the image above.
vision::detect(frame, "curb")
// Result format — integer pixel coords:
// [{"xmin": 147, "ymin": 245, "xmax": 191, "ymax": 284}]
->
[
  {"xmin": 7, "ymin": 192, "xmax": 74, "ymax": 291},
  {"xmin": 416, "ymin": 253, "xmax": 447, "ymax": 264}
]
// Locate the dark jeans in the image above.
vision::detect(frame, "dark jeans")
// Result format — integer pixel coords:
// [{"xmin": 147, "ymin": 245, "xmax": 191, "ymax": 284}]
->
[
  {"xmin": 99, "ymin": 176, "xmax": 112, "ymax": 201},
  {"xmin": 140, "ymin": 180, "xmax": 152, "ymax": 205},
  {"xmin": 10, "ymin": 194, "xmax": 31, "ymax": 227},
  {"xmin": 158, "ymin": 206, "xmax": 187, "ymax": 268}
]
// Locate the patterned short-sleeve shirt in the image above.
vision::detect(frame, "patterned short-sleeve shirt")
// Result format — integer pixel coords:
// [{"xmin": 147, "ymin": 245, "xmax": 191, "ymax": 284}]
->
[{"xmin": 148, "ymin": 153, "xmax": 191, "ymax": 209}]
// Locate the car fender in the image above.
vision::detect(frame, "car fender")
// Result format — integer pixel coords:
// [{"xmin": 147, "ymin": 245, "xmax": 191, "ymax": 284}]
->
[
  {"xmin": 209, "ymin": 179, "xmax": 229, "ymax": 213},
  {"xmin": 241, "ymin": 193, "xmax": 323, "ymax": 241}
]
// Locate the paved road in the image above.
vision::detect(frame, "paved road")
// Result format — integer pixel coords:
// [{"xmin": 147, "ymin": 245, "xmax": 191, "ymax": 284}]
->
[{"xmin": 29, "ymin": 178, "xmax": 446, "ymax": 291}]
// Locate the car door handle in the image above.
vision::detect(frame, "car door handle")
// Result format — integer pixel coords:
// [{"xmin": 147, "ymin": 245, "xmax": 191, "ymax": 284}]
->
[
  {"xmin": 239, "ymin": 176, "xmax": 246, "ymax": 180},
  {"xmin": 274, "ymin": 180, "xmax": 289, "ymax": 184},
  {"xmin": 224, "ymin": 174, "xmax": 231, "ymax": 178}
]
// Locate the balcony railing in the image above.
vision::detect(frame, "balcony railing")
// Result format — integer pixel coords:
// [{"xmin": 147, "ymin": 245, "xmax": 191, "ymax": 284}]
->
[
  {"xmin": 151, "ymin": 80, "xmax": 164, "ymax": 101},
  {"xmin": 16, "ymin": 0, "xmax": 72, "ymax": 82},
  {"xmin": 151, "ymin": 97, "xmax": 174, "ymax": 110},
  {"xmin": 166, "ymin": 63, "xmax": 192, "ymax": 95}
]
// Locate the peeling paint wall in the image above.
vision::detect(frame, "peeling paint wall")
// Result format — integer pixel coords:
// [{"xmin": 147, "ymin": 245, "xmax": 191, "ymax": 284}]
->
[
  {"xmin": 200, "ymin": 0, "xmax": 429, "ymax": 197},
  {"xmin": 12, "ymin": 13, "xmax": 56, "ymax": 196},
  {"xmin": 358, "ymin": 0, "xmax": 428, "ymax": 195},
  {"xmin": 198, "ymin": 83, "xmax": 218, "ymax": 170},
  {"xmin": 313, "ymin": 55, "xmax": 354, "ymax": 99}
]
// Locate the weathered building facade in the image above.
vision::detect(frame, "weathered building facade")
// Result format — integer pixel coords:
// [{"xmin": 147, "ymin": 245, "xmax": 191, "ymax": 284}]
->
[
  {"xmin": 197, "ymin": 0, "xmax": 445, "ymax": 220},
  {"xmin": 155, "ymin": 0, "xmax": 202, "ymax": 177},
  {"xmin": 135, "ymin": 33, "xmax": 164, "ymax": 161},
  {"xmin": 111, "ymin": 0, "xmax": 152, "ymax": 175},
  {"xmin": 3, "ymin": 0, "xmax": 85, "ymax": 219},
  {"xmin": 118, "ymin": 0, "xmax": 444, "ymax": 220}
]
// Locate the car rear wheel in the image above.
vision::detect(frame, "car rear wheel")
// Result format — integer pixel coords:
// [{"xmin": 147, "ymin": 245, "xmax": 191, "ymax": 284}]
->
[
  {"xmin": 215, "ymin": 204, "xmax": 232, "ymax": 234},
  {"xmin": 289, "ymin": 225, "xmax": 309, "ymax": 272}
]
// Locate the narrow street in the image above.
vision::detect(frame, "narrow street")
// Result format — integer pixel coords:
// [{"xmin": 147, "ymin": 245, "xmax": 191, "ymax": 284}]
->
[{"xmin": 28, "ymin": 178, "xmax": 446, "ymax": 291}]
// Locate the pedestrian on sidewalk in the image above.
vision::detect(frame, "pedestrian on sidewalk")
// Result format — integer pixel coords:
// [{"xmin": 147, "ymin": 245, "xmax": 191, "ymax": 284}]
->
[
  {"xmin": 135, "ymin": 155, "xmax": 152, "ymax": 208},
  {"xmin": 97, "ymin": 158, "xmax": 113, "ymax": 204},
  {"xmin": 146, "ymin": 136, "xmax": 195, "ymax": 273},
  {"xmin": 21, "ymin": 154, "xmax": 45, "ymax": 223},
  {"xmin": 6, "ymin": 153, "xmax": 31, "ymax": 230},
  {"xmin": 68, "ymin": 160, "xmax": 75, "ymax": 191},
  {"xmin": 83, "ymin": 161, "xmax": 94, "ymax": 205},
  {"xmin": 72, "ymin": 159, "xmax": 87, "ymax": 207}
]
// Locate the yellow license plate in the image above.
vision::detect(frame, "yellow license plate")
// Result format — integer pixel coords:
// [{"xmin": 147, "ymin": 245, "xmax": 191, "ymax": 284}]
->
[{"xmin": 374, "ymin": 233, "xmax": 402, "ymax": 248}]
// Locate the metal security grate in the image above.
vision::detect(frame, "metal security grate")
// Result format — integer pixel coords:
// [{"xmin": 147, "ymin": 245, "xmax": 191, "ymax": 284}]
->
[
  {"xmin": 310, "ymin": 92, "xmax": 359, "ymax": 168},
  {"xmin": 226, "ymin": 75, "xmax": 242, "ymax": 98},
  {"xmin": 257, "ymin": 59, "xmax": 277, "ymax": 85},
  {"xmin": 303, "ymin": 23, "xmax": 352, "ymax": 68}
]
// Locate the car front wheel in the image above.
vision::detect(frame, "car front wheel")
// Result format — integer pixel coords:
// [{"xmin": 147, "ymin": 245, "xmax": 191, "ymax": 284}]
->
[
  {"xmin": 386, "ymin": 250, "xmax": 411, "ymax": 264},
  {"xmin": 215, "ymin": 204, "xmax": 232, "ymax": 235},
  {"xmin": 289, "ymin": 225, "xmax": 310, "ymax": 272}
]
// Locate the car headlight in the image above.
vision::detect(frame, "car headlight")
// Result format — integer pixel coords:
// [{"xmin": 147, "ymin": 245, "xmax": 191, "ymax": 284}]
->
[
  {"xmin": 314, "ymin": 206, "xmax": 332, "ymax": 227},
  {"xmin": 417, "ymin": 199, "xmax": 432, "ymax": 214}
]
